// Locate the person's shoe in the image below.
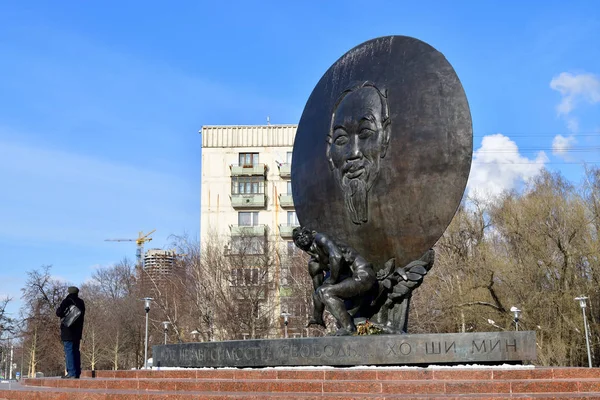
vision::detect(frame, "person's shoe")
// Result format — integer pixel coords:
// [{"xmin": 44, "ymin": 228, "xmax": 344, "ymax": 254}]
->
[{"xmin": 61, "ymin": 375, "xmax": 75, "ymax": 379}]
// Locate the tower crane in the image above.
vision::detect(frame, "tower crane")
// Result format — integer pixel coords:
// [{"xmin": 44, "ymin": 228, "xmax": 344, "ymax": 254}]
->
[{"xmin": 105, "ymin": 230, "xmax": 156, "ymax": 271}]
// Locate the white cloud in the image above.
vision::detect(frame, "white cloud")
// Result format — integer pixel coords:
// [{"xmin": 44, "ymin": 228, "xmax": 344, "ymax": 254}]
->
[
  {"xmin": 550, "ymin": 72, "xmax": 600, "ymax": 139},
  {"xmin": 550, "ymin": 72, "xmax": 600, "ymax": 116},
  {"xmin": 467, "ymin": 134, "xmax": 548, "ymax": 201},
  {"xmin": 552, "ymin": 134, "xmax": 577, "ymax": 157},
  {"xmin": 566, "ymin": 117, "xmax": 579, "ymax": 132}
]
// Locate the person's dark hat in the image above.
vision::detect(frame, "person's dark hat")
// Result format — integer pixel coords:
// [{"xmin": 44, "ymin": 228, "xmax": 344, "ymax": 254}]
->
[{"xmin": 67, "ymin": 286, "xmax": 79, "ymax": 295}]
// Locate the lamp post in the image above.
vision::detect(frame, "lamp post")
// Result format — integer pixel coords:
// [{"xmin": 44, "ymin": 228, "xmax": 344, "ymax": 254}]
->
[
  {"xmin": 20, "ymin": 344, "xmax": 24, "ymax": 379},
  {"xmin": 162, "ymin": 321, "xmax": 170, "ymax": 345},
  {"xmin": 9, "ymin": 343, "xmax": 13, "ymax": 380},
  {"xmin": 281, "ymin": 312, "xmax": 291, "ymax": 338},
  {"xmin": 143, "ymin": 297, "xmax": 153, "ymax": 369},
  {"xmin": 575, "ymin": 296, "xmax": 593, "ymax": 368},
  {"xmin": 510, "ymin": 306, "xmax": 521, "ymax": 331}
]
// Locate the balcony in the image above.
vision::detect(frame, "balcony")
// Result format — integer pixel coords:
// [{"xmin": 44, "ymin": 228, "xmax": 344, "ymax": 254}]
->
[
  {"xmin": 230, "ymin": 163, "xmax": 267, "ymax": 176},
  {"xmin": 231, "ymin": 194, "xmax": 266, "ymax": 209},
  {"xmin": 279, "ymin": 223, "xmax": 299, "ymax": 238},
  {"xmin": 278, "ymin": 163, "xmax": 291, "ymax": 178},
  {"xmin": 230, "ymin": 224, "xmax": 267, "ymax": 236},
  {"xmin": 278, "ymin": 193, "xmax": 294, "ymax": 208}
]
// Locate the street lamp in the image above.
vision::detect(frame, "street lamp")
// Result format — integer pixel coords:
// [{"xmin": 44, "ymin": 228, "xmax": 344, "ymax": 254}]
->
[
  {"xmin": 575, "ymin": 296, "xmax": 593, "ymax": 368},
  {"xmin": 510, "ymin": 306, "xmax": 521, "ymax": 331},
  {"xmin": 143, "ymin": 297, "xmax": 153, "ymax": 369},
  {"xmin": 9, "ymin": 342, "xmax": 13, "ymax": 380},
  {"xmin": 281, "ymin": 312, "xmax": 291, "ymax": 338},
  {"xmin": 162, "ymin": 321, "xmax": 170, "ymax": 345}
]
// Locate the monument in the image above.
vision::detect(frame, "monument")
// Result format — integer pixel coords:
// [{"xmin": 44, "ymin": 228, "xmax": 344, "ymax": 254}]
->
[
  {"xmin": 154, "ymin": 35, "xmax": 536, "ymax": 368},
  {"xmin": 291, "ymin": 35, "xmax": 472, "ymax": 335}
]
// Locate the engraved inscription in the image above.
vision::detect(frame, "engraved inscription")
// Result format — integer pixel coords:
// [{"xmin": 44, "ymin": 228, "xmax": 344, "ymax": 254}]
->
[
  {"xmin": 386, "ymin": 341, "xmax": 412, "ymax": 356},
  {"xmin": 280, "ymin": 343, "xmax": 361, "ymax": 359},
  {"xmin": 506, "ymin": 339, "xmax": 517, "ymax": 352},
  {"xmin": 471, "ymin": 339, "xmax": 518, "ymax": 354},
  {"xmin": 426, "ymin": 342, "xmax": 441, "ymax": 354},
  {"xmin": 472, "ymin": 340, "xmax": 487, "ymax": 353},
  {"xmin": 185, "ymin": 346, "xmax": 275, "ymax": 362},
  {"xmin": 426, "ymin": 341, "xmax": 456, "ymax": 355},
  {"xmin": 154, "ymin": 332, "xmax": 534, "ymax": 367}
]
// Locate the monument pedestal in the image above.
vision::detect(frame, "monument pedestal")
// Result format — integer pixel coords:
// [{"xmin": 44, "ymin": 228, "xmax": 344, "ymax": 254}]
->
[{"xmin": 153, "ymin": 331, "xmax": 536, "ymax": 368}]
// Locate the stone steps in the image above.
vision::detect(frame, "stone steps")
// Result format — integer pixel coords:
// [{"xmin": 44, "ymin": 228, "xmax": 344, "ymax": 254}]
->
[
  {"xmin": 2, "ymin": 387, "xmax": 600, "ymax": 400},
  {"xmin": 0, "ymin": 367, "xmax": 599, "ymax": 399},
  {"xmin": 16, "ymin": 376, "xmax": 600, "ymax": 394},
  {"xmin": 3, "ymin": 388, "xmax": 600, "ymax": 400}
]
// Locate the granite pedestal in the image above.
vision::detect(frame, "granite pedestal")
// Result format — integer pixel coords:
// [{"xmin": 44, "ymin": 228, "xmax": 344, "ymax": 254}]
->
[{"xmin": 153, "ymin": 331, "xmax": 535, "ymax": 368}]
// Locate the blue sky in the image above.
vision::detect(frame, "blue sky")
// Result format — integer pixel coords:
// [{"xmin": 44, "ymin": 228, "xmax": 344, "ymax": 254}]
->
[{"xmin": 1, "ymin": 1, "xmax": 599, "ymax": 317}]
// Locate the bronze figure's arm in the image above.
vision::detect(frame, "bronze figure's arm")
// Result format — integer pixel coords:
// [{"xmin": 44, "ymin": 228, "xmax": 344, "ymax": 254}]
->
[
  {"xmin": 308, "ymin": 259, "xmax": 325, "ymax": 291},
  {"xmin": 314, "ymin": 233, "xmax": 343, "ymax": 284}
]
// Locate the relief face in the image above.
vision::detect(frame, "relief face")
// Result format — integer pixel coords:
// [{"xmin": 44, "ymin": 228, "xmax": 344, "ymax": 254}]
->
[{"xmin": 326, "ymin": 82, "xmax": 391, "ymax": 225}]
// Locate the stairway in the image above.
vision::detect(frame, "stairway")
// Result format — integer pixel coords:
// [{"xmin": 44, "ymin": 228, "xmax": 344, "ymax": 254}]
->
[{"xmin": 1, "ymin": 367, "xmax": 600, "ymax": 399}]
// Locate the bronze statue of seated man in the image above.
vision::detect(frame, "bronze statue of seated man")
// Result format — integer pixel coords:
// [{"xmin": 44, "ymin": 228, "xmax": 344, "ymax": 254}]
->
[{"xmin": 292, "ymin": 227, "xmax": 377, "ymax": 336}]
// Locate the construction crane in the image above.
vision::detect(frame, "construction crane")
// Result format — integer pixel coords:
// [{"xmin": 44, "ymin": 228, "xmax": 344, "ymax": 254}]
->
[{"xmin": 105, "ymin": 230, "xmax": 156, "ymax": 270}]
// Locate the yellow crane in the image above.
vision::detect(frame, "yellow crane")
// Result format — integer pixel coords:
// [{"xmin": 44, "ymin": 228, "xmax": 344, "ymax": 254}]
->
[{"xmin": 105, "ymin": 229, "xmax": 156, "ymax": 270}]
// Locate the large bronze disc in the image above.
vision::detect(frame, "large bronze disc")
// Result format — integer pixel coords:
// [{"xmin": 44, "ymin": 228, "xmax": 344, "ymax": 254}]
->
[{"xmin": 291, "ymin": 36, "xmax": 472, "ymax": 268}]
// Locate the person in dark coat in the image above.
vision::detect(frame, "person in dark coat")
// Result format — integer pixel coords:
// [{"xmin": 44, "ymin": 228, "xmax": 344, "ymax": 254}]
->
[{"xmin": 56, "ymin": 286, "xmax": 85, "ymax": 379}]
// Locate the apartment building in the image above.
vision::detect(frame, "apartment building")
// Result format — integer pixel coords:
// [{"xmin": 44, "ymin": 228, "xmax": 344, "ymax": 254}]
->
[
  {"xmin": 200, "ymin": 124, "xmax": 307, "ymax": 338},
  {"xmin": 200, "ymin": 125, "xmax": 298, "ymax": 248}
]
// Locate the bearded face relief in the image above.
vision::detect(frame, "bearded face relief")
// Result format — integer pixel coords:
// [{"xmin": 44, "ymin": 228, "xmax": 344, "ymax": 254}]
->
[
  {"xmin": 326, "ymin": 83, "xmax": 391, "ymax": 225},
  {"xmin": 293, "ymin": 36, "xmax": 473, "ymax": 268}
]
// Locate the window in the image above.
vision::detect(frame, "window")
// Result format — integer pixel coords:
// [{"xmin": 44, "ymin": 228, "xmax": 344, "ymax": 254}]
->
[
  {"xmin": 232, "ymin": 177, "xmax": 264, "ymax": 194},
  {"xmin": 286, "ymin": 151, "xmax": 293, "ymax": 164},
  {"xmin": 239, "ymin": 153, "xmax": 259, "ymax": 166},
  {"xmin": 281, "ymin": 298, "xmax": 307, "ymax": 318},
  {"xmin": 231, "ymin": 268, "xmax": 243, "ymax": 286},
  {"xmin": 231, "ymin": 268, "xmax": 260, "ymax": 286},
  {"xmin": 280, "ymin": 266, "xmax": 290, "ymax": 286},
  {"xmin": 287, "ymin": 181, "xmax": 292, "ymax": 195},
  {"xmin": 231, "ymin": 236, "xmax": 265, "ymax": 255},
  {"xmin": 238, "ymin": 212, "xmax": 259, "ymax": 226},
  {"xmin": 246, "ymin": 268, "xmax": 259, "ymax": 285},
  {"xmin": 287, "ymin": 211, "xmax": 299, "ymax": 226}
]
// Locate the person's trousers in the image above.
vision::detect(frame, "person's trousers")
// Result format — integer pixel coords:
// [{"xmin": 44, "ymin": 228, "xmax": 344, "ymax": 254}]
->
[{"xmin": 63, "ymin": 340, "xmax": 81, "ymax": 377}]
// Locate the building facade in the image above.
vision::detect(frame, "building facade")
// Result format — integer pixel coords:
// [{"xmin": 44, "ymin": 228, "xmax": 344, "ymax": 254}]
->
[
  {"xmin": 200, "ymin": 125, "xmax": 298, "ymax": 245},
  {"xmin": 200, "ymin": 125, "xmax": 309, "ymax": 338},
  {"xmin": 141, "ymin": 248, "xmax": 177, "ymax": 294}
]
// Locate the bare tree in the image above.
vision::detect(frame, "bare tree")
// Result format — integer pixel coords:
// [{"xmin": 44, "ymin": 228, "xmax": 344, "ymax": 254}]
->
[
  {"xmin": 86, "ymin": 259, "xmax": 142, "ymax": 370},
  {"xmin": 172, "ymin": 232, "xmax": 282, "ymax": 341},
  {"xmin": 218, "ymin": 232, "xmax": 280, "ymax": 339},
  {"xmin": 278, "ymin": 244, "xmax": 331, "ymax": 337},
  {"xmin": 0, "ymin": 297, "xmax": 15, "ymax": 338},
  {"xmin": 20, "ymin": 266, "xmax": 67, "ymax": 376}
]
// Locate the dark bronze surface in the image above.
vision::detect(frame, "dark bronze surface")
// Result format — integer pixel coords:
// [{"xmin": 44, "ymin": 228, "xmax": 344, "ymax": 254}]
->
[
  {"xmin": 292, "ymin": 227, "xmax": 378, "ymax": 336},
  {"xmin": 153, "ymin": 331, "xmax": 536, "ymax": 368},
  {"xmin": 292, "ymin": 35, "xmax": 472, "ymax": 268}
]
